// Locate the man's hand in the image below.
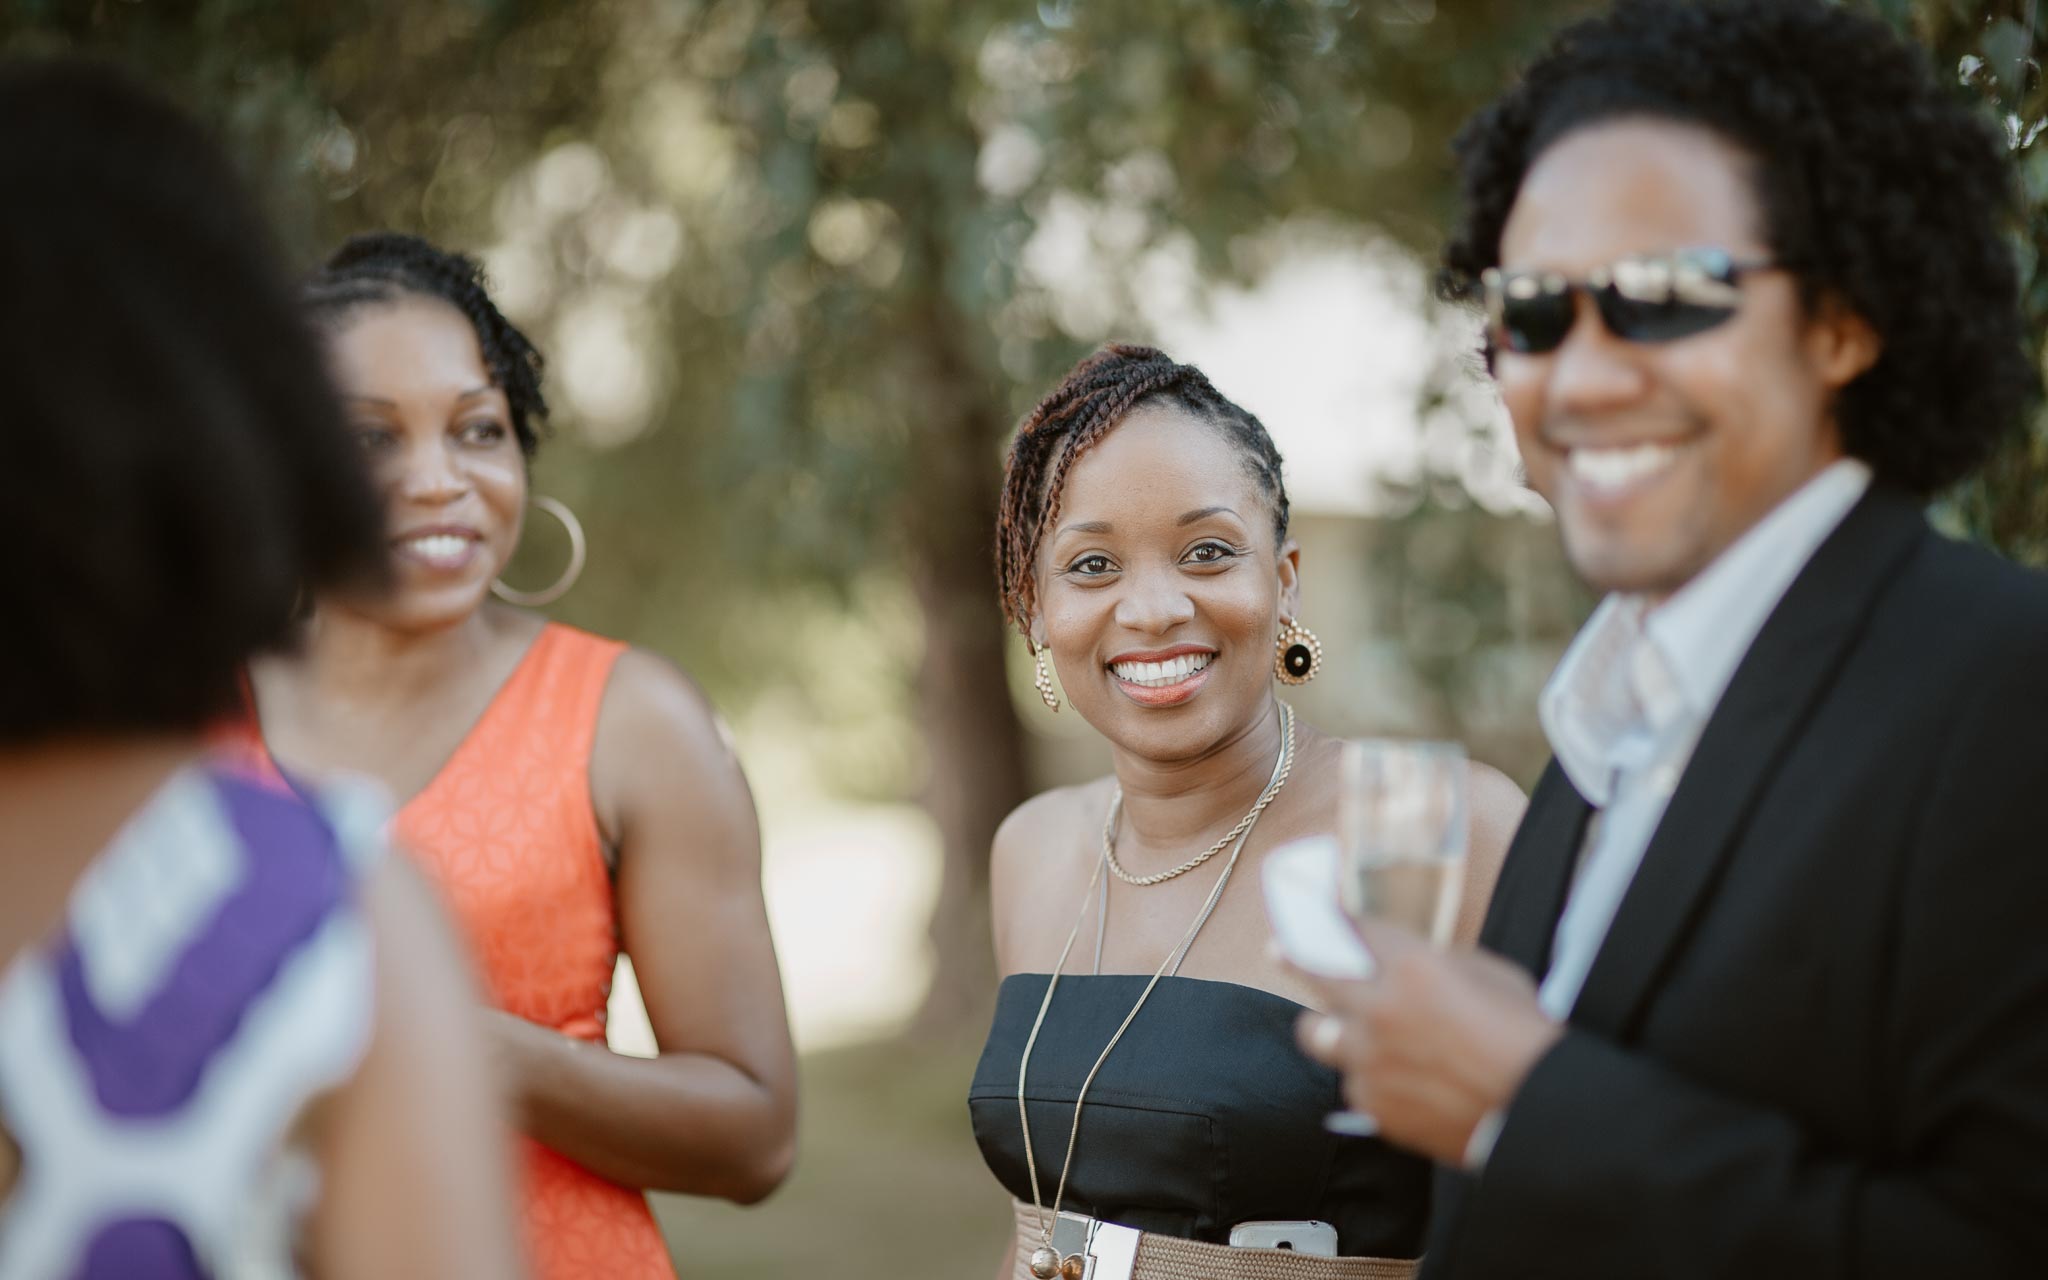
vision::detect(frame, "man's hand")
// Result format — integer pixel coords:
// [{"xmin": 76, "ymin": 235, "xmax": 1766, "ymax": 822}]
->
[{"xmin": 1292, "ymin": 920, "xmax": 1564, "ymax": 1166}]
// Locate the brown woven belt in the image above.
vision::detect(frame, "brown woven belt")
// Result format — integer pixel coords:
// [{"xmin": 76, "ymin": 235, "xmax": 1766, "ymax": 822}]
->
[{"xmin": 1009, "ymin": 1200, "xmax": 1419, "ymax": 1280}]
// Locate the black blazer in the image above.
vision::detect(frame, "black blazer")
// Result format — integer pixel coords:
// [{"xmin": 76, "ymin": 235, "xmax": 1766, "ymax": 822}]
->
[{"xmin": 1422, "ymin": 486, "xmax": 2048, "ymax": 1279}]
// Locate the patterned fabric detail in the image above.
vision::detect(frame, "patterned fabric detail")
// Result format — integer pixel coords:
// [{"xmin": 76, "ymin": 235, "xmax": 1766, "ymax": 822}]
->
[
  {"xmin": 65, "ymin": 775, "xmax": 239, "ymax": 1023},
  {"xmin": 1006, "ymin": 1202, "xmax": 1420, "ymax": 1280},
  {"xmin": 521, "ymin": 1144, "xmax": 678, "ymax": 1280},
  {"xmin": 76, "ymin": 1218, "xmax": 203, "ymax": 1280},
  {"xmin": 392, "ymin": 624, "xmax": 674, "ymax": 1280},
  {"xmin": 0, "ymin": 762, "xmax": 380, "ymax": 1280},
  {"xmin": 56, "ymin": 776, "xmax": 349, "ymax": 1117},
  {"xmin": 395, "ymin": 625, "xmax": 624, "ymax": 1038}
]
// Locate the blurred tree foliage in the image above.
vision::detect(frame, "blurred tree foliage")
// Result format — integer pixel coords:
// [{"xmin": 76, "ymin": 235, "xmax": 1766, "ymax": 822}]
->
[
  {"xmin": 5, "ymin": 0, "xmax": 2042, "ymax": 1026},
  {"xmin": 1889, "ymin": 0, "xmax": 2048, "ymax": 559}
]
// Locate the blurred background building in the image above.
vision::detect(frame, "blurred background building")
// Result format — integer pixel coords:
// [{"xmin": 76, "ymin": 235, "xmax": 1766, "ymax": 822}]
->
[{"xmin": 6, "ymin": 1, "xmax": 2042, "ymax": 1274}]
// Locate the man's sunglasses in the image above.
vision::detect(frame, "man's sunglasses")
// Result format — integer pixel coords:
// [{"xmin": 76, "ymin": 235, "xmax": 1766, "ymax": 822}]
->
[{"xmin": 1480, "ymin": 247, "xmax": 1781, "ymax": 356}]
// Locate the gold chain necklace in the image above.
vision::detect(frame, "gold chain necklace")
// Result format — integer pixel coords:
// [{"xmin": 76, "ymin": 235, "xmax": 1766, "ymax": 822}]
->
[
  {"xmin": 1015, "ymin": 702, "xmax": 1295, "ymax": 1280},
  {"xmin": 1102, "ymin": 710, "xmax": 1297, "ymax": 886}
]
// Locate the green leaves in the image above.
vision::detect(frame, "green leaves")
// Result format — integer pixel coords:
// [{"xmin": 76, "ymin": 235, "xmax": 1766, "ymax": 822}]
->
[
  {"xmin": 1894, "ymin": 1, "xmax": 2048, "ymax": 563},
  {"xmin": 1982, "ymin": 16, "xmax": 2034, "ymax": 97}
]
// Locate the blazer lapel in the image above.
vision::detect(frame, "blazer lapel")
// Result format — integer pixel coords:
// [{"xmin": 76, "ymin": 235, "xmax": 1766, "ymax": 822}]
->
[
  {"xmin": 1566, "ymin": 485, "xmax": 1928, "ymax": 1039},
  {"xmin": 1480, "ymin": 760, "xmax": 1591, "ymax": 979}
]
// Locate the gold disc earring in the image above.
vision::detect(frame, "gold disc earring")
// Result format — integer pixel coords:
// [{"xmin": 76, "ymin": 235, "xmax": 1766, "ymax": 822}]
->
[
  {"xmin": 1032, "ymin": 642, "xmax": 1061, "ymax": 712},
  {"xmin": 1275, "ymin": 617, "xmax": 1322, "ymax": 685}
]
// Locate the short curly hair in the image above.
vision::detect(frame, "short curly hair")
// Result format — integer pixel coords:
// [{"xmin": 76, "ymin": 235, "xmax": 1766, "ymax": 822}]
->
[
  {"xmin": 1442, "ymin": 0, "xmax": 2032, "ymax": 497},
  {"xmin": 995, "ymin": 343, "xmax": 1289, "ymax": 634},
  {"xmin": 0, "ymin": 60, "xmax": 387, "ymax": 744},
  {"xmin": 303, "ymin": 232, "xmax": 550, "ymax": 457}
]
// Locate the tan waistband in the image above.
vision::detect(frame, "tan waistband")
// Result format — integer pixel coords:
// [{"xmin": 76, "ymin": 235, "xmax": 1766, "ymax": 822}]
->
[{"xmin": 1010, "ymin": 1200, "xmax": 1418, "ymax": 1280}]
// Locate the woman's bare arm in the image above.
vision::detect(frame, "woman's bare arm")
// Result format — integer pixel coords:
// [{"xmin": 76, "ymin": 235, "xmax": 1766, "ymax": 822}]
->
[
  {"xmin": 307, "ymin": 857, "xmax": 525, "ymax": 1279},
  {"xmin": 487, "ymin": 649, "xmax": 797, "ymax": 1201}
]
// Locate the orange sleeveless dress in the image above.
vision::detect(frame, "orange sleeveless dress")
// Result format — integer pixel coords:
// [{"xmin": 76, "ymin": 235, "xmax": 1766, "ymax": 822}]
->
[{"xmin": 242, "ymin": 624, "xmax": 676, "ymax": 1280}]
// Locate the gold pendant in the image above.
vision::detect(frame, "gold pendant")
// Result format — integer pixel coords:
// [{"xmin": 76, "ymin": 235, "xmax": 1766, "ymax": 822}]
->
[
  {"xmin": 1060, "ymin": 1252, "xmax": 1087, "ymax": 1279},
  {"xmin": 1028, "ymin": 1245, "xmax": 1062, "ymax": 1278}
]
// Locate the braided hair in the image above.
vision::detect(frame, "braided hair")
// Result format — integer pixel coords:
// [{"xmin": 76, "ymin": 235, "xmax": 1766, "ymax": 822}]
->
[
  {"xmin": 995, "ymin": 343, "xmax": 1290, "ymax": 634},
  {"xmin": 302, "ymin": 232, "xmax": 550, "ymax": 456}
]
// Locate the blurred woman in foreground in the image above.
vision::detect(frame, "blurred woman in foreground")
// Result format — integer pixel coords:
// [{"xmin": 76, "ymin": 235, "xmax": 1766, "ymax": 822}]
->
[
  {"xmin": 242, "ymin": 233, "xmax": 797, "ymax": 1279},
  {"xmin": 0, "ymin": 60, "xmax": 522, "ymax": 1278}
]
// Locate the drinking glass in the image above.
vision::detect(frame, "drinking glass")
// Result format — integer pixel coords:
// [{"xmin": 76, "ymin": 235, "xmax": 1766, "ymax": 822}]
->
[{"xmin": 1325, "ymin": 738, "xmax": 1469, "ymax": 1136}]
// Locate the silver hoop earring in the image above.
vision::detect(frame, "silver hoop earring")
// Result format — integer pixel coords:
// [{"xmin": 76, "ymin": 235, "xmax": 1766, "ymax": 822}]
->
[
  {"xmin": 492, "ymin": 495, "xmax": 587, "ymax": 607},
  {"xmin": 1275, "ymin": 616, "xmax": 1322, "ymax": 685},
  {"xmin": 1032, "ymin": 642, "xmax": 1061, "ymax": 712}
]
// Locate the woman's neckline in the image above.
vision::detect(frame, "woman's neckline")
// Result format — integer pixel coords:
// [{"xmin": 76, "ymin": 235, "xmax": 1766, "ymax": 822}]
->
[
  {"xmin": 251, "ymin": 620, "xmax": 557, "ymax": 816},
  {"xmin": 1102, "ymin": 698, "xmax": 1294, "ymax": 872},
  {"xmin": 998, "ymin": 969, "xmax": 1313, "ymax": 1016}
]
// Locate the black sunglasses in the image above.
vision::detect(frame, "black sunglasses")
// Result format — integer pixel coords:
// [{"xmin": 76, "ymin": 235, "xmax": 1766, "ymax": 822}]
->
[{"xmin": 1480, "ymin": 247, "xmax": 1781, "ymax": 356}]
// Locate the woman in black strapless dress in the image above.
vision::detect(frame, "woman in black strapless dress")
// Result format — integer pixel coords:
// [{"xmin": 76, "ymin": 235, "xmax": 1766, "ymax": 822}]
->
[{"xmin": 972, "ymin": 345, "xmax": 1524, "ymax": 1279}]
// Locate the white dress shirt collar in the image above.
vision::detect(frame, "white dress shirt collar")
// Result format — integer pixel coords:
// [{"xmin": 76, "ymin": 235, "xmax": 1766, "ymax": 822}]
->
[{"xmin": 1540, "ymin": 458, "xmax": 1874, "ymax": 804}]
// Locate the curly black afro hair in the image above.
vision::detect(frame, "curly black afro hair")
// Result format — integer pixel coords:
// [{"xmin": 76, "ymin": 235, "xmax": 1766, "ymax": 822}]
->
[
  {"xmin": 303, "ymin": 232, "xmax": 550, "ymax": 457},
  {"xmin": 0, "ymin": 59, "xmax": 387, "ymax": 743},
  {"xmin": 1442, "ymin": 0, "xmax": 2033, "ymax": 497}
]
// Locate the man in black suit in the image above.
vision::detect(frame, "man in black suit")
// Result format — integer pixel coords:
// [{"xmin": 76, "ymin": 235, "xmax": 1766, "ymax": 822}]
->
[{"xmin": 1294, "ymin": 2, "xmax": 2048, "ymax": 1275}]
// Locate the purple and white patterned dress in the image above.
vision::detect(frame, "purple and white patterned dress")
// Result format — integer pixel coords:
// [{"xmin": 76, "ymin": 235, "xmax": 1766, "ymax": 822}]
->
[{"xmin": 0, "ymin": 762, "xmax": 384, "ymax": 1280}]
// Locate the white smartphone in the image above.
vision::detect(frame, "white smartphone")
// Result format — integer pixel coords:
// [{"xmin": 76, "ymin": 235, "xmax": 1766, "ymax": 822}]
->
[{"xmin": 1227, "ymin": 1220, "xmax": 1341, "ymax": 1256}]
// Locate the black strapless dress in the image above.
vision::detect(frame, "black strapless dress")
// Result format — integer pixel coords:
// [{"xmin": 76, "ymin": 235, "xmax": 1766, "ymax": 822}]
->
[{"xmin": 969, "ymin": 972, "xmax": 1430, "ymax": 1259}]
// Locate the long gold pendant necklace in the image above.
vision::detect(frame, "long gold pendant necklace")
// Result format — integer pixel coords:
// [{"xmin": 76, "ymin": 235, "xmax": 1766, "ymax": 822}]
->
[{"xmin": 1016, "ymin": 701, "xmax": 1296, "ymax": 1280}]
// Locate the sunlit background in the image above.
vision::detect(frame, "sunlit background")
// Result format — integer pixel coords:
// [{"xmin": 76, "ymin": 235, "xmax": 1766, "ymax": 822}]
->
[{"xmin": 7, "ymin": 1, "xmax": 2043, "ymax": 1275}]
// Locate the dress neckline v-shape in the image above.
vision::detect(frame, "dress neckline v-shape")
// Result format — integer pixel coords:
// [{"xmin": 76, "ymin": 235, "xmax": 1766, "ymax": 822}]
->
[{"xmin": 248, "ymin": 621, "xmax": 556, "ymax": 815}]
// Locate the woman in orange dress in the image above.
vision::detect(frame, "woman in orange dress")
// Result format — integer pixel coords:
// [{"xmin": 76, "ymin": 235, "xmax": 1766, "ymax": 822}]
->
[{"xmin": 246, "ymin": 233, "xmax": 798, "ymax": 1279}]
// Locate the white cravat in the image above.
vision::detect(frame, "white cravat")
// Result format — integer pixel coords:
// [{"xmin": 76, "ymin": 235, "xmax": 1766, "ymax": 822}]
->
[
  {"xmin": 1535, "ymin": 611, "xmax": 1694, "ymax": 1021},
  {"xmin": 1464, "ymin": 457, "xmax": 1873, "ymax": 1169}
]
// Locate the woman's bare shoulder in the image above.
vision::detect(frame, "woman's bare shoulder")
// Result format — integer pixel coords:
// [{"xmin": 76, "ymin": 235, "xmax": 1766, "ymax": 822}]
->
[
  {"xmin": 1465, "ymin": 758, "xmax": 1528, "ymax": 847},
  {"xmin": 1457, "ymin": 758, "xmax": 1529, "ymax": 944},
  {"xmin": 990, "ymin": 778, "xmax": 1115, "ymax": 974},
  {"xmin": 992, "ymin": 778, "xmax": 1116, "ymax": 889}
]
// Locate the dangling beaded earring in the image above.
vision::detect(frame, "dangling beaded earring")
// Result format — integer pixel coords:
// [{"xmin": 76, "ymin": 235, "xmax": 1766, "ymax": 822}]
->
[
  {"xmin": 1275, "ymin": 617, "xmax": 1322, "ymax": 685},
  {"xmin": 1031, "ymin": 641, "xmax": 1061, "ymax": 712}
]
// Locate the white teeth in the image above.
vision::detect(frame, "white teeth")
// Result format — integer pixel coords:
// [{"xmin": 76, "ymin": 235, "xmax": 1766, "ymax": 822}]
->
[
  {"xmin": 1109, "ymin": 652, "xmax": 1213, "ymax": 687},
  {"xmin": 403, "ymin": 534, "xmax": 472, "ymax": 561},
  {"xmin": 1566, "ymin": 442, "xmax": 1680, "ymax": 492}
]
